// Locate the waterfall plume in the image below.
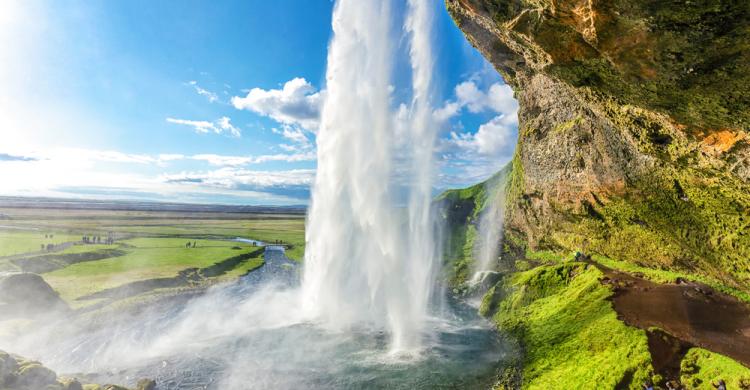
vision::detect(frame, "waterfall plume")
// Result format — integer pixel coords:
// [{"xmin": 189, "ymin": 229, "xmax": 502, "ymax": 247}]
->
[{"xmin": 301, "ymin": 0, "xmax": 441, "ymax": 353}]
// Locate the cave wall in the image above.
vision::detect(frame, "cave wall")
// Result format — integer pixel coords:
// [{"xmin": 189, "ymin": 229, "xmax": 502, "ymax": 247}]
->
[{"xmin": 445, "ymin": 0, "xmax": 750, "ymax": 291}]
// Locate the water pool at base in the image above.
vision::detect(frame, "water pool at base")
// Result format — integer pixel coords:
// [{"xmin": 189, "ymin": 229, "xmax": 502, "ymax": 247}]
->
[
  {"xmin": 106, "ymin": 304, "xmax": 514, "ymax": 389},
  {"xmin": 5, "ymin": 249, "xmax": 516, "ymax": 390}
]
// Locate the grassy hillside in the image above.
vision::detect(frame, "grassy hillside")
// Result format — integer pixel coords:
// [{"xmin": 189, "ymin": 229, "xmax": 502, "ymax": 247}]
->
[{"xmin": 481, "ymin": 261, "xmax": 652, "ymax": 389}]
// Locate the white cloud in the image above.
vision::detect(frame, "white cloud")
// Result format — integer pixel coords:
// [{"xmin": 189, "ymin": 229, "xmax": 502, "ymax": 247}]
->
[
  {"xmin": 251, "ymin": 151, "xmax": 316, "ymax": 164},
  {"xmin": 215, "ymin": 117, "xmax": 241, "ymax": 137},
  {"xmin": 166, "ymin": 116, "xmax": 241, "ymax": 137},
  {"xmin": 433, "ymin": 101, "xmax": 461, "ymax": 122},
  {"xmin": 188, "ymin": 80, "xmax": 219, "ymax": 103},
  {"xmin": 455, "ymin": 81, "xmax": 485, "ymax": 113},
  {"xmin": 0, "ymin": 145, "xmax": 315, "ymax": 203},
  {"xmin": 486, "ymin": 83, "xmax": 517, "ymax": 114},
  {"xmin": 474, "ymin": 115, "xmax": 515, "ymax": 155},
  {"xmin": 161, "ymin": 167, "xmax": 314, "ymax": 189},
  {"xmin": 190, "ymin": 152, "xmax": 315, "ymax": 166},
  {"xmin": 271, "ymin": 124, "xmax": 312, "ymax": 152},
  {"xmin": 434, "ymin": 79, "xmax": 520, "ymax": 187},
  {"xmin": 448, "ymin": 113, "xmax": 516, "ymax": 156},
  {"xmin": 437, "ymin": 80, "xmax": 518, "ymax": 157},
  {"xmin": 231, "ymin": 77, "xmax": 322, "ymax": 131},
  {"xmin": 191, "ymin": 154, "xmax": 254, "ymax": 167},
  {"xmin": 435, "ymin": 80, "xmax": 517, "ymax": 122},
  {"xmin": 278, "ymin": 144, "xmax": 298, "ymax": 152}
]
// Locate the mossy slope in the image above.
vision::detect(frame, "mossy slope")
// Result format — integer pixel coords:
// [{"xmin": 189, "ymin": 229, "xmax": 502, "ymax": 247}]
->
[
  {"xmin": 680, "ymin": 348, "xmax": 750, "ymax": 389},
  {"xmin": 482, "ymin": 262, "xmax": 652, "ymax": 389}
]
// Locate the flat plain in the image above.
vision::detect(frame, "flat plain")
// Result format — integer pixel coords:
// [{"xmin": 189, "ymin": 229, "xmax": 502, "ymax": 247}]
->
[{"xmin": 0, "ymin": 201, "xmax": 305, "ymax": 308}]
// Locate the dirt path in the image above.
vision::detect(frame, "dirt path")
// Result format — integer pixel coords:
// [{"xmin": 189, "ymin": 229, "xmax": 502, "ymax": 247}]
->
[{"xmin": 593, "ymin": 262, "xmax": 750, "ymax": 380}]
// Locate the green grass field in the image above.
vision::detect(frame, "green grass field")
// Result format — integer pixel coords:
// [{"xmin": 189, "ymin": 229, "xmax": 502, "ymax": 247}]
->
[
  {"xmin": 0, "ymin": 206, "xmax": 305, "ymax": 308},
  {"xmin": 44, "ymin": 237, "xmax": 256, "ymax": 303},
  {"xmin": 0, "ymin": 230, "xmax": 82, "ymax": 257}
]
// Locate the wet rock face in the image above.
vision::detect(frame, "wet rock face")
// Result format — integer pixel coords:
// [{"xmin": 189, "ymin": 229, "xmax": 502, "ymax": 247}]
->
[
  {"xmin": 446, "ymin": 0, "xmax": 750, "ymax": 288},
  {"xmin": 449, "ymin": 0, "xmax": 750, "ymax": 131}
]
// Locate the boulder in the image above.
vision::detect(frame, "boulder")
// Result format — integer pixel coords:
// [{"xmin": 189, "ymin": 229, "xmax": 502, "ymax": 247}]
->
[
  {"xmin": 13, "ymin": 361, "xmax": 59, "ymax": 388},
  {"xmin": 0, "ymin": 273, "xmax": 69, "ymax": 318},
  {"xmin": 60, "ymin": 377, "xmax": 84, "ymax": 390}
]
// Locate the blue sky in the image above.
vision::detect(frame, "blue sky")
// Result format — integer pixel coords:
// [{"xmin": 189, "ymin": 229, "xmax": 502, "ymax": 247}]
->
[{"xmin": 0, "ymin": 0, "xmax": 518, "ymax": 205}]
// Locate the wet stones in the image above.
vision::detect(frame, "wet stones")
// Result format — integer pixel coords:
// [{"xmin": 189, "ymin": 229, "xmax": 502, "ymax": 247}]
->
[
  {"xmin": 13, "ymin": 362, "xmax": 59, "ymax": 388},
  {"xmin": 0, "ymin": 349, "xmax": 155, "ymax": 390},
  {"xmin": 136, "ymin": 379, "xmax": 156, "ymax": 390}
]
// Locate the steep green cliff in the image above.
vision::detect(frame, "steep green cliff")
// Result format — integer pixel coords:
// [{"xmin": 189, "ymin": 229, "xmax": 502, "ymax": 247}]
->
[
  {"xmin": 445, "ymin": 0, "xmax": 750, "ymax": 297},
  {"xmin": 443, "ymin": 0, "xmax": 750, "ymax": 388}
]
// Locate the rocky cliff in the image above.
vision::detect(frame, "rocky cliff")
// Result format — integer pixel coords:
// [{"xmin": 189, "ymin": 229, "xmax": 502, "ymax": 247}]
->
[{"xmin": 446, "ymin": 0, "xmax": 750, "ymax": 292}]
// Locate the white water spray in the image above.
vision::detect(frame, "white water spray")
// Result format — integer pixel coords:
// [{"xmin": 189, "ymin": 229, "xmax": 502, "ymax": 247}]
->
[
  {"xmin": 469, "ymin": 175, "xmax": 507, "ymax": 286},
  {"xmin": 471, "ymin": 187, "xmax": 504, "ymax": 282},
  {"xmin": 302, "ymin": 0, "xmax": 441, "ymax": 353}
]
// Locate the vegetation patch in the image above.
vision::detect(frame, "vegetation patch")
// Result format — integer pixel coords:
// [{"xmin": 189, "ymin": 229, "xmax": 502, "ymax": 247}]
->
[
  {"xmin": 545, "ymin": 160, "xmax": 750, "ymax": 299},
  {"xmin": 43, "ymin": 237, "xmax": 261, "ymax": 306},
  {"xmin": 680, "ymin": 348, "xmax": 750, "ymax": 389},
  {"xmin": 484, "ymin": 262, "xmax": 653, "ymax": 389}
]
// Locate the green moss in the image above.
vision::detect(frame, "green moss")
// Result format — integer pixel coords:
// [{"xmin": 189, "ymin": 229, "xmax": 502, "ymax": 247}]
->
[
  {"xmin": 680, "ymin": 348, "xmax": 750, "ymax": 389},
  {"xmin": 514, "ymin": 259, "xmax": 532, "ymax": 271},
  {"xmin": 479, "ymin": 284, "xmax": 499, "ymax": 317},
  {"xmin": 506, "ymin": 152, "xmax": 525, "ymax": 202},
  {"xmin": 486, "ymin": 263, "xmax": 653, "ymax": 389},
  {"xmin": 547, "ymin": 159, "xmax": 750, "ymax": 299},
  {"xmin": 524, "ymin": 249, "xmax": 569, "ymax": 263},
  {"xmin": 552, "ymin": 115, "xmax": 584, "ymax": 134}
]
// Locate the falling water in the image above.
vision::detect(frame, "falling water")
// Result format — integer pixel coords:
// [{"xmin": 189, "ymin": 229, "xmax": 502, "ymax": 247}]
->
[
  {"xmin": 302, "ymin": 0, "xmax": 441, "ymax": 353},
  {"xmin": 470, "ymin": 182, "xmax": 505, "ymax": 284},
  {"xmin": 0, "ymin": 1, "xmax": 516, "ymax": 387}
]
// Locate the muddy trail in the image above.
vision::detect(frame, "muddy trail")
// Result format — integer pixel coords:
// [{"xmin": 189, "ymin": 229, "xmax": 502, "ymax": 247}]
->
[{"xmin": 593, "ymin": 261, "xmax": 750, "ymax": 382}]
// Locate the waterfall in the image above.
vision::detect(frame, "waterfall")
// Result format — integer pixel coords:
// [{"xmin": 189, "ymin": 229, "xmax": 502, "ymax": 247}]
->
[
  {"xmin": 470, "ymin": 181, "xmax": 505, "ymax": 283},
  {"xmin": 301, "ymin": 0, "xmax": 440, "ymax": 353}
]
